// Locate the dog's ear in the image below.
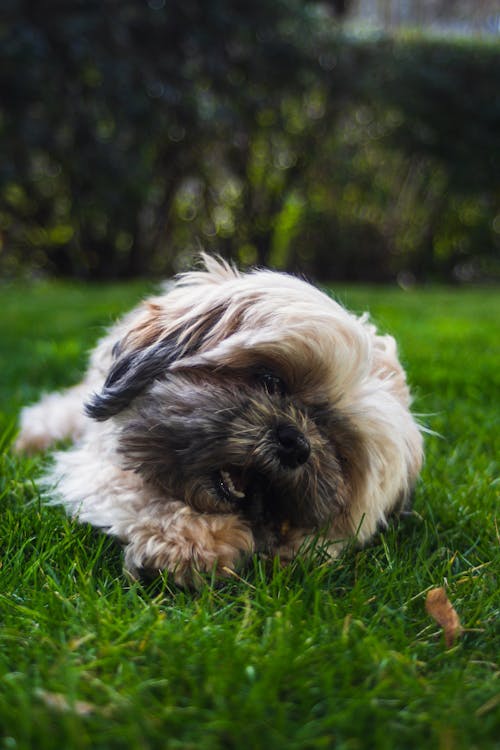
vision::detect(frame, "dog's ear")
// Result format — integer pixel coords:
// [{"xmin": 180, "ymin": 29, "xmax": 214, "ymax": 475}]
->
[
  {"xmin": 85, "ymin": 334, "xmax": 186, "ymax": 421},
  {"xmin": 85, "ymin": 299, "xmax": 228, "ymax": 421}
]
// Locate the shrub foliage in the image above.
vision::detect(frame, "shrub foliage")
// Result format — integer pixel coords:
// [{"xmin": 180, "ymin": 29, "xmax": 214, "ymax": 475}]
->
[{"xmin": 1, "ymin": 1, "xmax": 499, "ymax": 280}]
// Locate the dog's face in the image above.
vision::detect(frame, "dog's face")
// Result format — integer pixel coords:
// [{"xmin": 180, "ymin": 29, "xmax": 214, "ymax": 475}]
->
[
  {"xmin": 85, "ymin": 258, "xmax": 417, "ymax": 550},
  {"xmin": 115, "ymin": 365, "xmax": 361, "ymax": 544}
]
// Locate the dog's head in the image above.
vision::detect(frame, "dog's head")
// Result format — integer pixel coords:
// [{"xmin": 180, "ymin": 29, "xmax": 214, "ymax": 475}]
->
[{"xmin": 86, "ymin": 256, "xmax": 422, "ymax": 548}]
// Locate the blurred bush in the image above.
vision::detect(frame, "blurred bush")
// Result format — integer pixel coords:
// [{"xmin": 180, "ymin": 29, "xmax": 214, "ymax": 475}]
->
[{"xmin": 1, "ymin": 1, "xmax": 499, "ymax": 282}]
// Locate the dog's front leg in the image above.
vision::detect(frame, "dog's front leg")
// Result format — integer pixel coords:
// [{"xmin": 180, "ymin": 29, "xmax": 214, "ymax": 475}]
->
[{"xmin": 123, "ymin": 505, "xmax": 254, "ymax": 587}]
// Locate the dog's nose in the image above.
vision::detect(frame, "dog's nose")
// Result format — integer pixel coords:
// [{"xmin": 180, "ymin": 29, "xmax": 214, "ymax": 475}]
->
[{"xmin": 276, "ymin": 424, "xmax": 310, "ymax": 468}]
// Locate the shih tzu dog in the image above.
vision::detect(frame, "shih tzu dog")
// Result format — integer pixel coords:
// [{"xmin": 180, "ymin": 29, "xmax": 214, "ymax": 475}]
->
[{"xmin": 16, "ymin": 255, "xmax": 423, "ymax": 586}]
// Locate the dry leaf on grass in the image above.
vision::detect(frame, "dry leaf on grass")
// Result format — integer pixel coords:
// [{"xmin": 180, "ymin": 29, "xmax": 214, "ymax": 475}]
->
[
  {"xmin": 35, "ymin": 689, "xmax": 96, "ymax": 717},
  {"xmin": 425, "ymin": 587, "xmax": 462, "ymax": 648}
]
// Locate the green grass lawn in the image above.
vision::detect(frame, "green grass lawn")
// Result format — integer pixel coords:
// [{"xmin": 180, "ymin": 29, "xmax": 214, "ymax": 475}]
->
[{"xmin": 0, "ymin": 280, "xmax": 498, "ymax": 750}]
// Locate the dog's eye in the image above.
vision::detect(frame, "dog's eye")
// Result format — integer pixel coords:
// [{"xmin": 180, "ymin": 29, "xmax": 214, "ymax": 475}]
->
[{"xmin": 256, "ymin": 371, "xmax": 287, "ymax": 396}]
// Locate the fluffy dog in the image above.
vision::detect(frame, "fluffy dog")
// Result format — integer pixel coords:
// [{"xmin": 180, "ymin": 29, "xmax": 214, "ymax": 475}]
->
[{"xmin": 16, "ymin": 256, "xmax": 423, "ymax": 586}]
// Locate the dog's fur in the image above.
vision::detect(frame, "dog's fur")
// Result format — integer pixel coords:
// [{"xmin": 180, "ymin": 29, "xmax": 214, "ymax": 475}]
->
[{"xmin": 16, "ymin": 256, "xmax": 423, "ymax": 586}]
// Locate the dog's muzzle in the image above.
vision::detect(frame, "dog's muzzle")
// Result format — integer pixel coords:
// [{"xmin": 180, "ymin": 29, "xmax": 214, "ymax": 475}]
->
[{"xmin": 214, "ymin": 421, "xmax": 311, "ymax": 525}]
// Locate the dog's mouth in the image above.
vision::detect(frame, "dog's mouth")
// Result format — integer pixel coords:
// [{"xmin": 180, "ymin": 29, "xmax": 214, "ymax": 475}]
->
[
  {"xmin": 213, "ymin": 465, "xmax": 298, "ymax": 540},
  {"xmin": 210, "ymin": 458, "xmax": 333, "ymax": 532},
  {"xmin": 214, "ymin": 468, "xmax": 248, "ymax": 505},
  {"xmin": 214, "ymin": 466, "xmax": 283, "ymax": 532}
]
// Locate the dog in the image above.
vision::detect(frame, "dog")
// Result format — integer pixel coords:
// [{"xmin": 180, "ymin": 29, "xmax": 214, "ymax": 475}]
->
[{"xmin": 16, "ymin": 255, "xmax": 423, "ymax": 586}]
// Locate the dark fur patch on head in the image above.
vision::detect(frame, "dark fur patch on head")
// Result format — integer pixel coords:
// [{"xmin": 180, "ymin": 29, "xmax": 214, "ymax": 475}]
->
[
  {"xmin": 85, "ymin": 335, "xmax": 186, "ymax": 421},
  {"xmin": 111, "ymin": 340, "xmax": 123, "ymax": 359},
  {"xmin": 86, "ymin": 302, "xmax": 229, "ymax": 421}
]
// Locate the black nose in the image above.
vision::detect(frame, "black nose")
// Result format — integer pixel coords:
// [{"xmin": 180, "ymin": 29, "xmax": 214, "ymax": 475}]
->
[{"xmin": 276, "ymin": 424, "xmax": 311, "ymax": 468}]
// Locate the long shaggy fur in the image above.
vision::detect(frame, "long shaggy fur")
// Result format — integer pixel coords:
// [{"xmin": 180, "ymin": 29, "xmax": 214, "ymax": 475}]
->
[{"xmin": 16, "ymin": 256, "xmax": 423, "ymax": 586}]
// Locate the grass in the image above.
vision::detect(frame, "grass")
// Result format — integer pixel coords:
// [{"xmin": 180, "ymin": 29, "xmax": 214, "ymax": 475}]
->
[{"xmin": 0, "ymin": 280, "xmax": 498, "ymax": 750}]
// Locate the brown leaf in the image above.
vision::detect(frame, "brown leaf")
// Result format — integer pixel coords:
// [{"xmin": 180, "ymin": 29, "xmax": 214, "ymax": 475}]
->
[
  {"xmin": 35, "ymin": 689, "xmax": 96, "ymax": 717},
  {"xmin": 425, "ymin": 587, "xmax": 462, "ymax": 648}
]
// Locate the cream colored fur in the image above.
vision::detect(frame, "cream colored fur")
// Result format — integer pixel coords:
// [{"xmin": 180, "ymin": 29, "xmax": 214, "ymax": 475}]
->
[{"xmin": 16, "ymin": 256, "xmax": 423, "ymax": 586}]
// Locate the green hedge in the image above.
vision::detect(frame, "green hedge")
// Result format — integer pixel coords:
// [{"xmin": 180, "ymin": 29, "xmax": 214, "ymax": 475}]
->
[
  {"xmin": 283, "ymin": 36, "xmax": 500, "ymax": 281},
  {"xmin": 1, "ymin": 1, "xmax": 499, "ymax": 281}
]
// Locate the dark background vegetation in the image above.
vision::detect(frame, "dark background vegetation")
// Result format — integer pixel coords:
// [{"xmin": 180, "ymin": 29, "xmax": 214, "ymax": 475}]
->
[{"xmin": 1, "ymin": 0, "xmax": 499, "ymax": 282}]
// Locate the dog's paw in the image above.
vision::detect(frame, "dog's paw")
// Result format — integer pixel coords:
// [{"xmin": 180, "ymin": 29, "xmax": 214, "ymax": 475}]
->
[
  {"xmin": 273, "ymin": 526, "xmax": 345, "ymax": 566},
  {"xmin": 14, "ymin": 425, "xmax": 55, "ymax": 454},
  {"xmin": 15, "ymin": 388, "xmax": 89, "ymax": 454},
  {"xmin": 123, "ymin": 510, "xmax": 254, "ymax": 587}
]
